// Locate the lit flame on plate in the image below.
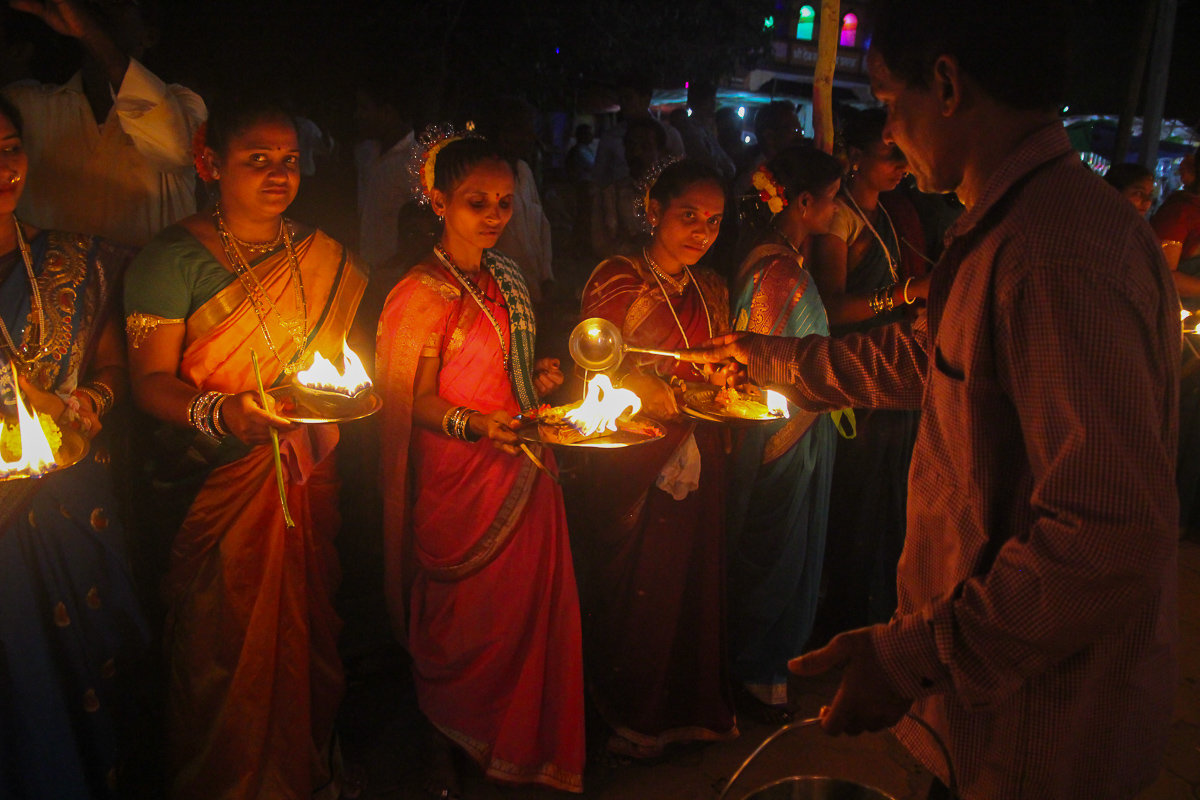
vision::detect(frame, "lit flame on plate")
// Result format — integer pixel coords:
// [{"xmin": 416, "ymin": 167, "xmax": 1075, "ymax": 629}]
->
[
  {"xmin": 764, "ymin": 389, "xmax": 791, "ymax": 418},
  {"xmin": 1, "ymin": 382, "xmax": 57, "ymax": 477},
  {"xmin": 296, "ymin": 343, "xmax": 372, "ymax": 396},
  {"xmin": 564, "ymin": 374, "xmax": 642, "ymax": 437}
]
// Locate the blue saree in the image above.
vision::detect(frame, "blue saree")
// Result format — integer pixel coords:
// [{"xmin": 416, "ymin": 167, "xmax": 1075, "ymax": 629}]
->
[
  {"xmin": 729, "ymin": 243, "xmax": 835, "ymax": 706},
  {"xmin": 0, "ymin": 231, "xmax": 146, "ymax": 799}
]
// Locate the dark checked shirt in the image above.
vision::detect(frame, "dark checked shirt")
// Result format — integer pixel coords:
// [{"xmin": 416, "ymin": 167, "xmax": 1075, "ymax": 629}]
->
[{"xmin": 749, "ymin": 123, "xmax": 1179, "ymax": 799}]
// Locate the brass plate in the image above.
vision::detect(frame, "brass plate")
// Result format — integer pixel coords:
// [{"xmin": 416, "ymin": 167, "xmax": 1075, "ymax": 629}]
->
[{"xmin": 268, "ymin": 385, "xmax": 382, "ymax": 424}]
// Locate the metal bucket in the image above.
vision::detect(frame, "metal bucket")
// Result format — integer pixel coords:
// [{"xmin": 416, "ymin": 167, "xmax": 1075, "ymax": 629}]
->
[
  {"xmin": 735, "ymin": 776, "xmax": 895, "ymax": 799},
  {"xmin": 718, "ymin": 715, "xmax": 956, "ymax": 800}
]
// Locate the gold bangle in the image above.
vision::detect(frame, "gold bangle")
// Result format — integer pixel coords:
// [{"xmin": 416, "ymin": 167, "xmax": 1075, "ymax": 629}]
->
[
  {"xmin": 82, "ymin": 379, "xmax": 115, "ymax": 416},
  {"xmin": 902, "ymin": 277, "xmax": 915, "ymax": 305},
  {"xmin": 74, "ymin": 386, "xmax": 103, "ymax": 416}
]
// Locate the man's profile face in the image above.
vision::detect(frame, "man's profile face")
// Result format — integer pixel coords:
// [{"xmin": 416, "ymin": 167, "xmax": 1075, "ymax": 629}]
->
[{"xmin": 867, "ymin": 50, "xmax": 960, "ymax": 195}]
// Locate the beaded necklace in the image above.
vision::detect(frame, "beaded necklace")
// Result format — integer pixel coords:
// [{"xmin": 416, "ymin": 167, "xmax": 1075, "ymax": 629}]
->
[
  {"xmin": 641, "ymin": 247, "xmax": 712, "ymax": 350},
  {"xmin": 842, "ymin": 188, "xmax": 900, "ymax": 283},
  {"xmin": 213, "ymin": 204, "xmax": 309, "ymax": 373},
  {"xmin": 0, "ymin": 218, "xmax": 48, "ymax": 370},
  {"xmin": 434, "ymin": 245, "xmax": 510, "ymax": 372},
  {"xmin": 224, "ymin": 217, "xmax": 284, "ymax": 256},
  {"xmin": 641, "ymin": 245, "xmax": 692, "ymax": 294}
]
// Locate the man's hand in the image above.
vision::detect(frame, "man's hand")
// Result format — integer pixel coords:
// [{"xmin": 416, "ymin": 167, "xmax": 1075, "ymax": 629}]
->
[
  {"xmin": 789, "ymin": 627, "xmax": 913, "ymax": 735},
  {"xmin": 678, "ymin": 331, "xmax": 759, "ymax": 368}
]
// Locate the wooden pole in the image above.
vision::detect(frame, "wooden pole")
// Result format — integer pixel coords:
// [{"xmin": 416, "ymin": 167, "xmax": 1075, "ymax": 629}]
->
[
  {"xmin": 813, "ymin": 0, "xmax": 840, "ymax": 154},
  {"xmin": 1140, "ymin": 0, "xmax": 1177, "ymax": 171},
  {"xmin": 1115, "ymin": 0, "xmax": 1159, "ymax": 165}
]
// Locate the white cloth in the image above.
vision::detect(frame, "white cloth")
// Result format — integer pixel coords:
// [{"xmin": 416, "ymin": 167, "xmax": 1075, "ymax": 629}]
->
[
  {"xmin": 4, "ymin": 59, "xmax": 206, "ymax": 247},
  {"xmin": 655, "ymin": 432, "xmax": 702, "ymax": 500},
  {"xmin": 495, "ymin": 158, "xmax": 553, "ymax": 300},
  {"xmin": 294, "ymin": 115, "xmax": 331, "ymax": 177},
  {"xmin": 356, "ymin": 131, "xmax": 418, "ymax": 268}
]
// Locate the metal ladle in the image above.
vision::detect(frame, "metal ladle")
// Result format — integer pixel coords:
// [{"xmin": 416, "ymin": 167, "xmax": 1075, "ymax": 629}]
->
[{"xmin": 568, "ymin": 317, "xmax": 684, "ymax": 372}]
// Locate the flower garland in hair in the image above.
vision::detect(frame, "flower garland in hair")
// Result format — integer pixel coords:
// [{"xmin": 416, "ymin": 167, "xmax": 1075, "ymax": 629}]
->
[
  {"xmin": 751, "ymin": 164, "xmax": 788, "ymax": 215},
  {"xmin": 633, "ymin": 154, "xmax": 684, "ymax": 234},
  {"xmin": 408, "ymin": 122, "xmax": 478, "ymax": 207},
  {"xmin": 192, "ymin": 122, "xmax": 214, "ymax": 184}
]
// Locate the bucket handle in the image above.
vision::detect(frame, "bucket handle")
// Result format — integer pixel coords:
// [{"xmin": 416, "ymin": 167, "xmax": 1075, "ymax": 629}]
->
[{"xmin": 716, "ymin": 712, "xmax": 957, "ymax": 800}]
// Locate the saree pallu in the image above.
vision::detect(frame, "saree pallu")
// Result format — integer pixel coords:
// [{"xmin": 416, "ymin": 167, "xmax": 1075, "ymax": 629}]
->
[
  {"xmin": 377, "ymin": 258, "xmax": 584, "ymax": 792},
  {"xmin": 815, "ymin": 202, "xmax": 920, "ymax": 642},
  {"xmin": 0, "ymin": 232, "xmax": 146, "ymax": 800},
  {"xmin": 728, "ymin": 245, "xmax": 835, "ymax": 705},
  {"xmin": 576, "ymin": 256, "xmax": 737, "ymax": 751},
  {"xmin": 157, "ymin": 229, "xmax": 365, "ymax": 800}
]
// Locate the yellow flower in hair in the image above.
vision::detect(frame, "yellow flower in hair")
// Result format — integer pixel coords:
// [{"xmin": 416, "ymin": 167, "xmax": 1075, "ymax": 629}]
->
[
  {"xmin": 768, "ymin": 196, "xmax": 785, "ymax": 214},
  {"xmin": 419, "ymin": 136, "xmax": 464, "ymax": 200},
  {"xmin": 751, "ymin": 170, "xmax": 770, "ymax": 192}
]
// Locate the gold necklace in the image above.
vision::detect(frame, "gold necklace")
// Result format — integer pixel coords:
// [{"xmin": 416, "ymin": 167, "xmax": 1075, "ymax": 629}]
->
[
  {"xmin": 223, "ymin": 214, "xmax": 284, "ymax": 255},
  {"xmin": 0, "ymin": 217, "xmax": 48, "ymax": 370},
  {"xmin": 641, "ymin": 247, "xmax": 691, "ymax": 294},
  {"xmin": 434, "ymin": 244, "xmax": 509, "ymax": 371},
  {"xmin": 213, "ymin": 206, "xmax": 309, "ymax": 373},
  {"xmin": 641, "ymin": 248, "xmax": 712, "ymax": 350}
]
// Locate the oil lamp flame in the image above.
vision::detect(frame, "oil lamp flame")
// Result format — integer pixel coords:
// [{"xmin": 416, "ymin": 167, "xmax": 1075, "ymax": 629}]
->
[
  {"xmin": 0, "ymin": 383, "xmax": 57, "ymax": 477},
  {"xmin": 564, "ymin": 374, "xmax": 642, "ymax": 437},
  {"xmin": 295, "ymin": 343, "xmax": 372, "ymax": 397},
  {"xmin": 764, "ymin": 389, "xmax": 790, "ymax": 419}
]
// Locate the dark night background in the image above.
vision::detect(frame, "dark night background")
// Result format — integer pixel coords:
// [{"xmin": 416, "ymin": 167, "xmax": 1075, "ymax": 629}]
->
[{"xmin": 2, "ymin": 0, "xmax": 1197, "ymax": 147}]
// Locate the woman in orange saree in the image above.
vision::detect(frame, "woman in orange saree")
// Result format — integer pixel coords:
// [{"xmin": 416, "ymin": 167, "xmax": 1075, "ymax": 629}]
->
[
  {"xmin": 577, "ymin": 159, "xmax": 738, "ymax": 759},
  {"xmin": 124, "ymin": 98, "xmax": 365, "ymax": 800},
  {"xmin": 377, "ymin": 135, "xmax": 584, "ymax": 796}
]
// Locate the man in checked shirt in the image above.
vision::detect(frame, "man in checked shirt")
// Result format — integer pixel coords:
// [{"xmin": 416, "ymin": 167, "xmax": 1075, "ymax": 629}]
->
[{"xmin": 683, "ymin": 1, "xmax": 1179, "ymax": 798}]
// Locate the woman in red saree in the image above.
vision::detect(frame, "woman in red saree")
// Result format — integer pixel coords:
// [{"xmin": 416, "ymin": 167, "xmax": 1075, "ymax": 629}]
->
[
  {"xmin": 578, "ymin": 159, "xmax": 738, "ymax": 759},
  {"xmin": 376, "ymin": 135, "xmax": 584, "ymax": 796},
  {"xmin": 124, "ymin": 98, "xmax": 365, "ymax": 800}
]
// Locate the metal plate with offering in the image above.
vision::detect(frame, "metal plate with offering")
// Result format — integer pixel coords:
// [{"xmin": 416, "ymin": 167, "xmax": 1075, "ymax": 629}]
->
[
  {"xmin": 518, "ymin": 373, "xmax": 666, "ymax": 449},
  {"xmin": 269, "ymin": 346, "xmax": 381, "ymax": 424},
  {"xmin": 518, "ymin": 409, "xmax": 666, "ymax": 449},
  {"xmin": 682, "ymin": 383, "xmax": 790, "ymax": 424},
  {"xmin": 0, "ymin": 409, "xmax": 88, "ymax": 483},
  {"xmin": 268, "ymin": 384, "xmax": 381, "ymax": 424}
]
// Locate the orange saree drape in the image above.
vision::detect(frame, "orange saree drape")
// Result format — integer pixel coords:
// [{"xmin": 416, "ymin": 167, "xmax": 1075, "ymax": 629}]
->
[{"xmin": 161, "ymin": 230, "xmax": 365, "ymax": 800}]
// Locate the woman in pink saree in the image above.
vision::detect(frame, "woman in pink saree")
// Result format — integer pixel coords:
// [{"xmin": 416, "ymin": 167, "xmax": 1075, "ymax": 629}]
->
[{"xmin": 376, "ymin": 135, "xmax": 584, "ymax": 796}]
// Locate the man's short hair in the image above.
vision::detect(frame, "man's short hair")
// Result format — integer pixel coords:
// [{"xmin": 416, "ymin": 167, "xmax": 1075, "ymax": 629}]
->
[{"xmin": 872, "ymin": 0, "xmax": 1070, "ymax": 113}]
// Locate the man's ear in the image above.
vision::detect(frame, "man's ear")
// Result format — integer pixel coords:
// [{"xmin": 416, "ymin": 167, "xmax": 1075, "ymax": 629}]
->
[{"xmin": 933, "ymin": 55, "xmax": 962, "ymax": 116}]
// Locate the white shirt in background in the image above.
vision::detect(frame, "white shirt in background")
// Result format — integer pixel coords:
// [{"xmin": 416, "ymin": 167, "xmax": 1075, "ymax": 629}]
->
[
  {"xmin": 4, "ymin": 59, "xmax": 206, "ymax": 247},
  {"xmin": 356, "ymin": 131, "xmax": 418, "ymax": 268},
  {"xmin": 495, "ymin": 158, "xmax": 553, "ymax": 301}
]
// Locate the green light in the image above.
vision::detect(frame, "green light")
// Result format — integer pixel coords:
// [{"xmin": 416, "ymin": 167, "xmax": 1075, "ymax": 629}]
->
[
  {"xmin": 799, "ymin": 5, "xmax": 815, "ymax": 19},
  {"xmin": 764, "ymin": 15, "xmax": 775, "ymax": 29}
]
